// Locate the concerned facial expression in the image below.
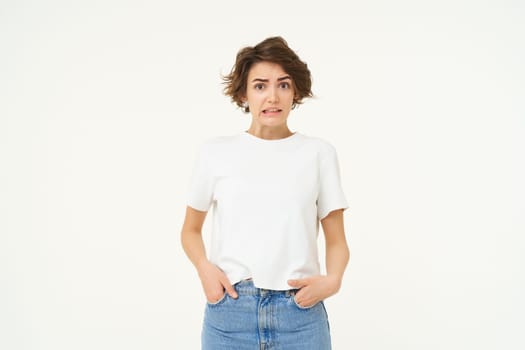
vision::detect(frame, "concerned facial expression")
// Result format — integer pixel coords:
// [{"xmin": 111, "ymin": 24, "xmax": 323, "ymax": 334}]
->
[{"xmin": 244, "ymin": 61, "xmax": 295, "ymax": 125}]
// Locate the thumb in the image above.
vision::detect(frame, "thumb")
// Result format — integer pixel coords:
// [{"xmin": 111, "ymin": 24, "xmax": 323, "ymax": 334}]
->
[
  {"xmin": 287, "ymin": 279, "xmax": 306, "ymax": 288},
  {"xmin": 221, "ymin": 278, "xmax": 238, "ymax": 299}
]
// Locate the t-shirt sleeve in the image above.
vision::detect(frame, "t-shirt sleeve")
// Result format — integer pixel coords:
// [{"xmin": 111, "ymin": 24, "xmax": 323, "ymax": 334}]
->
[
  {"xmin": 317, "ymin": 143, "xmax": 349, "ymax": 221},
  {"xmin": 186, "ymin": 143, "xmax": 214, "ymax": 212}
]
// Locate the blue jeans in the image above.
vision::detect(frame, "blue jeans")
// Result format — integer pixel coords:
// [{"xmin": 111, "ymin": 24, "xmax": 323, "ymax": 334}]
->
[{"xmin": 201, "ymin": 278, "xmax": 332, "ymax": 349}]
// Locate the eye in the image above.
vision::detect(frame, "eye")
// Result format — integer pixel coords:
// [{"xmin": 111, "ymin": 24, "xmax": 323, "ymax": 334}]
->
[
  {"xmin": 254, "ymin": 83, "xmax": 265, "ymax": 90},
  {"xmin": 279, "ymin": 82, "xmax": 291, "ymax": 89}
]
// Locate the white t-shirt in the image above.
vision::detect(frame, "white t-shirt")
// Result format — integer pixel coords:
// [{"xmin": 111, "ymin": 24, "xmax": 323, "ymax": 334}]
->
[{"xmin": 186, "ymin": 131, "xmax": 349, "ymax": 290}]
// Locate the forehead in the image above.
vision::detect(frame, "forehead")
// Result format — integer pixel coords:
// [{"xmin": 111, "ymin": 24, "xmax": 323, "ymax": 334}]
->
[{"xmin": 247, "ymin": 61, "xmax": 289, "ymax": 80}]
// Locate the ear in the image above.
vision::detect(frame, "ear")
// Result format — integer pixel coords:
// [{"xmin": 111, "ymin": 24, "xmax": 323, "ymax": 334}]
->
[{"xmin": 240, "ymin": 97, "xmax": 249, "ymax": 111}]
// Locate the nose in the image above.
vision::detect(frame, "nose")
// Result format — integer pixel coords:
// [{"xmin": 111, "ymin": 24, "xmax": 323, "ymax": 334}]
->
[{"xmin": 267, "ymin": 86, "xmax": 279, "ymax": 103}]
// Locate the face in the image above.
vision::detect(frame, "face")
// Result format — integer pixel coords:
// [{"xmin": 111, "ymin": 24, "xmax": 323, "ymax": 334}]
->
[{"xmin": 243, "ymin": 61, "xmax": 295, "ymax": 127}]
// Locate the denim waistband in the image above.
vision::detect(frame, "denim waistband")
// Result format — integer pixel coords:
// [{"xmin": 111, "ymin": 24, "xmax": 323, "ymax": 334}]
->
[{"xmin": 234, "ymin": 278, "xmax": 297, "ymax": 297}]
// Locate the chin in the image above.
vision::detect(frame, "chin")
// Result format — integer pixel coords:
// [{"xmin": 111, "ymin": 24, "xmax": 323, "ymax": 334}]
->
[{"xmin": 259, "ymin": 117, "xmax": 286, "ymax": 123}]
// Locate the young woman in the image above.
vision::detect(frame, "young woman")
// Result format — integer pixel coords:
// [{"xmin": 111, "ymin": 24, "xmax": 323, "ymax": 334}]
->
[{"xmin": 181, "ymin": 36, "xmax": 350, "ymax": 350}]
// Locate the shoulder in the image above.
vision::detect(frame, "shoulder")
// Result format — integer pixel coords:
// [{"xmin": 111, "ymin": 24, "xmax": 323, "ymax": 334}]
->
[{"xmin": 298, "ymin": 133, "xmax": 339, "ymax": 156}]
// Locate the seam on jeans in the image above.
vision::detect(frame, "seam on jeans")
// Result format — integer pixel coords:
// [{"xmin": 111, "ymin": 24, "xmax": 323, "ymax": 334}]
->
[
  {"xmin": 292, "ymin": 294, "xmax": 318, "ymax": 310},
  {"xmin": 206, "ymin": 292, "xmax": 227, "ymax": 306}
]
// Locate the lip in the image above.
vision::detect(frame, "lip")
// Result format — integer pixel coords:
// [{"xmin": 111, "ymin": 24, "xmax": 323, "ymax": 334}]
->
[{"xmin": 262, "ymin": 108, "xmax": 282, "ymax": 116}]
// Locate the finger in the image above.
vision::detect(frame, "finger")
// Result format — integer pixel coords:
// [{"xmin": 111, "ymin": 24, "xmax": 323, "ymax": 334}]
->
[
  {"xmin": 287, "ymin": 279, "xmax": 299, "ymax": 287},
  {"xmin": 294, "ymin": 288, "xmax": 307, "ymax": 300},
  {"xmin": 294, "ymin": 293, "xmax": 308, "ymax": 306},
  {"xmin": 295, "ymin": 294, "xmax": 315, "ymax": 307},
  {"xmin": 220, "ymin": 277, "xmax": 238, "ymax": 298},
  {"xmin": 207, "ymin": 287, "xmax": 225, "ymax": 303},
  {"xmin": 288, "ymin": 279, "xmax": 307, "ymax": 288}
]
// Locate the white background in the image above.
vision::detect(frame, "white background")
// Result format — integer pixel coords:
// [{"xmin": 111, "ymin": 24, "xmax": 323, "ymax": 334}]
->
[{"xmin": 1, "ymin": 0, "xmax": 524, "ymax": 349}]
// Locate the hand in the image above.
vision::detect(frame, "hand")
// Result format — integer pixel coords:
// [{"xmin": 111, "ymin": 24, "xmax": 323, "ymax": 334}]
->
[
  {"xmin": 287, "ymin": 275, "xmax": 342, "ymax": 308},
  {"xmin": 197, "ymin": 260, "xmax": 238, "ymax": 303}
]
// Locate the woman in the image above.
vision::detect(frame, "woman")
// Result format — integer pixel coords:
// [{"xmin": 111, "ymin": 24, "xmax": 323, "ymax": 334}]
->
[{"xmin": 181, "ymin": 36, "xmax": 350, "ymax": 350}]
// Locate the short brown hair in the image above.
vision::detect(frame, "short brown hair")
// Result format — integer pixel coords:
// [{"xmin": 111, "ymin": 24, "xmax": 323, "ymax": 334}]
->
[{"xmin": 222, "ymin": 36, "xmax": 313, "ymax": 113}]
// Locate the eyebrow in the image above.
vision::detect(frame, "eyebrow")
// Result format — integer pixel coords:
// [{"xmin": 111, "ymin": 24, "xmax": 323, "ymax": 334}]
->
[{"xmin": 251, "ymin": 75, "xmax": 292, "ymax": 83}]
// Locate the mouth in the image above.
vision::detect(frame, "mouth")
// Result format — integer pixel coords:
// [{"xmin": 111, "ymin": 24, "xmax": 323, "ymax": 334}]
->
[{"xmin": 262, "ymin": 108, "xmax": 282, "ymax": 116}]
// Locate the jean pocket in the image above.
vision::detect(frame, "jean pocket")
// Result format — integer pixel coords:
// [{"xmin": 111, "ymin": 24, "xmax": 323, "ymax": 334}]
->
[
  {"xmin": 206, "ymin": 292, "xmax": 227, "ymax": 306},
  {"xmin": 292, "ymin": 294, "xmax": 319, "ymax": 310}
]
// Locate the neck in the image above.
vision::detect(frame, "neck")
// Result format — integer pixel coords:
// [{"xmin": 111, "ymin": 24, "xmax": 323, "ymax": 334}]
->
[{"xmin": 245, "ymin": 126, "xmax": 293, "ymax": 140}]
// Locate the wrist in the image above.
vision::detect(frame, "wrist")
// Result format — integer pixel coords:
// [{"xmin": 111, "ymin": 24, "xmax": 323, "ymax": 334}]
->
[
  {"xmin": 195, "ymin": 258, "xmax": 210, "ymax": 274},
  {"xmin": 326, "ymin": 274, "xmax": 343, "ymax": 293}
]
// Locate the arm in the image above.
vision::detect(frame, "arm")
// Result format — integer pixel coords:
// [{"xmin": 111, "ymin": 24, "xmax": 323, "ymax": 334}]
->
[
  {"xmin": 180, "ymin": 206, "xmax": 238, "ymax": 302},
  {"xmin": 323, "ymin": 208, "xmax": 350, "ymax": 292},
  {"xmin": 287, "ymin": 209, "xmax": 349, "ymax": 307}
]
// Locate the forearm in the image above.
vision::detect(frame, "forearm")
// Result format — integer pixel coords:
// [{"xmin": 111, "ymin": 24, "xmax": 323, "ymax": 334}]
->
[
  {"xmin": 325, "ymin": 240, "xmax": 350, "ymax": 284},
  {"xmin": 180, "ymin": 230, "xmax": 209, "ymax": 271}
]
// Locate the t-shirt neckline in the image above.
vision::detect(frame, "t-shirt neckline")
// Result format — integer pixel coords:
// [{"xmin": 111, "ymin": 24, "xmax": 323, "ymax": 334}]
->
[{"xmin": 242, "ymin": 130, "xmax": 300, "ymax": 143}]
